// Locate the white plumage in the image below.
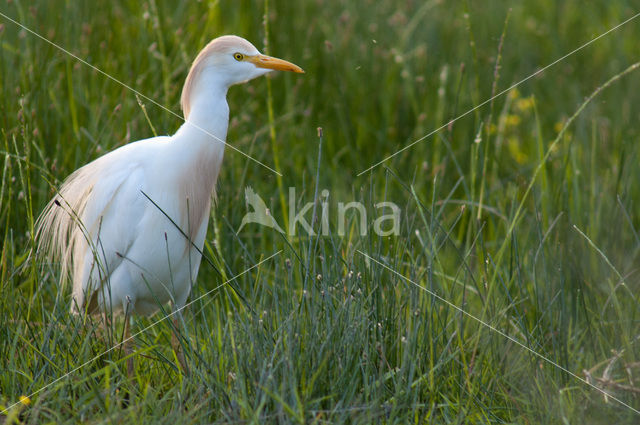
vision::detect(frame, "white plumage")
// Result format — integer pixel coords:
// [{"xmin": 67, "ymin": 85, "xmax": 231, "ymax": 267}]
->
[{"xmin": 36, "ymin": 35, "xmax": 303, "ymax": 316}]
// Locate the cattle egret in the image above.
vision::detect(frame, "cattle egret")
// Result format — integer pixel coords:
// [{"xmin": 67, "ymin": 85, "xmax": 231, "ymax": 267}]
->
[{"xmin": 36, "ymin": 36, "xmax": 303, "ymax": 324}]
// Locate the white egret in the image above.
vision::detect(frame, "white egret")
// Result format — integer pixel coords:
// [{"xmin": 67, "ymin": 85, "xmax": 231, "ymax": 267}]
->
[{"xmin": 35, "ymin": 35, "xmax": 303, "ymax": 350}]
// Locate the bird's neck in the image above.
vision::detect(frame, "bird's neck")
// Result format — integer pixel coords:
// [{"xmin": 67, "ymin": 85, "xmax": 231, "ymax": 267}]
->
[
  {"xmin": 175, "ymin": 85, "xmax": 230, "ymax": 150},
  {"xmin": 170, "ymin": 84, "xmax": 230, "ymax": 197}
]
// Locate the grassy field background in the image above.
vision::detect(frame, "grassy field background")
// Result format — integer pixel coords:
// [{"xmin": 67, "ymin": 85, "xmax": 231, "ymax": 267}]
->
[{"xmin": 2, "ymin": 0, "xmax": 640, "ymax": 423}]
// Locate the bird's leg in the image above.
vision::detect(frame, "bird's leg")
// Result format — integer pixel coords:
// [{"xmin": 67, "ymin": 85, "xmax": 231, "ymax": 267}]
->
[
  {"xmin": 122, "ymin": 297, "xmax": 134, "ymax": 378},
  {"xmin": 171, "ymin": 313, "xmax": 189, "ymax": 375}
]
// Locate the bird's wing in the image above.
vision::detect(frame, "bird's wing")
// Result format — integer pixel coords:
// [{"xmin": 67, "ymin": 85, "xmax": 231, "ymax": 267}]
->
[
  {"xmin": 245, "ymin": 186, "xmax": 270, "ymax": 211},
  {"xmin": 36, "ymin": 140, "xmax": 155, "ymax": 311},
  {"xmin": 245, "ymin": 186, "xmax": 256, "ymax": 202}
]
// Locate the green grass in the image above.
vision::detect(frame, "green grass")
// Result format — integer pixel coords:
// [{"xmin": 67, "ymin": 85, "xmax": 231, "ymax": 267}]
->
[{"xmin": 2, "ymin": 0, "xmax": 640, "ymax": 423}]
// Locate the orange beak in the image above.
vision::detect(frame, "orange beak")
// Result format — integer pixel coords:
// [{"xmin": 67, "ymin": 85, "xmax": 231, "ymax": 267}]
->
[{"xmin": 247, "ymin": 54, "xmax": 304, "ymax": 73}]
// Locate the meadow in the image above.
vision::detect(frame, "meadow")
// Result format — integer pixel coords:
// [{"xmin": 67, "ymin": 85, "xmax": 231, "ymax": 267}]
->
[{"xmin": 1, "ymin": 0, "xmax": 640, "ymax": 423}]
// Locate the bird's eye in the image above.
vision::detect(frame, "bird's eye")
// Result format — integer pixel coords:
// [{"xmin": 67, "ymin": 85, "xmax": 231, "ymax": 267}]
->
[{"xmin": 233, "ymin": 53, "xmax": 244, "ymax": 61}]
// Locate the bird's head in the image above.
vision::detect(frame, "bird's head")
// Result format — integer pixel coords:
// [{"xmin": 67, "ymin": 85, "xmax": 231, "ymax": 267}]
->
[{"xmin": 181, "ymin": 35, "xmax": 304, "ymax": 120}]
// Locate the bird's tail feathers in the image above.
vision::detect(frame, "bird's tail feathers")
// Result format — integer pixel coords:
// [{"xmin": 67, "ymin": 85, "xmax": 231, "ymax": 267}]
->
[{"xmin": 34, "ymin": 166, "xmax": 101, "ymax": 294}]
